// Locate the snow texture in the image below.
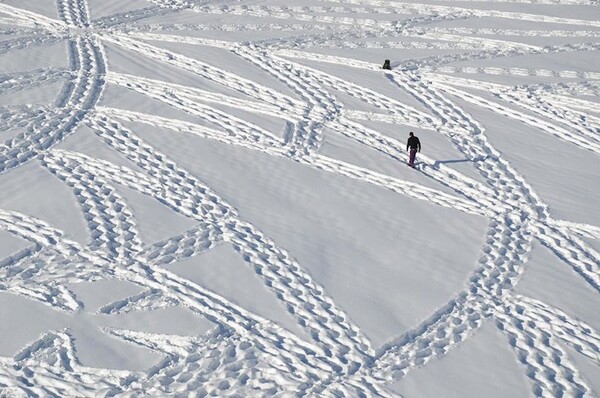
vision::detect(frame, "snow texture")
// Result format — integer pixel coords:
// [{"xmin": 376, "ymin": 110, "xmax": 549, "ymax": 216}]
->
[{"xmin": 0, "ymin": 0, "xmax": 599, "ymax": 396}]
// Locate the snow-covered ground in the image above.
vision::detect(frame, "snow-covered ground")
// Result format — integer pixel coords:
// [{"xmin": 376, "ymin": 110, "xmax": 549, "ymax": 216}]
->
[{"xmin": 0, "ymin": 0, "xmax": 599, "ymax": 396}]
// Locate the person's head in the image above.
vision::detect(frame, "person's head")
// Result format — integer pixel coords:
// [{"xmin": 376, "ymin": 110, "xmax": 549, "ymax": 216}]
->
[{"xmin": 409, "ymin": 132, "xmax": 414, "ymax": 137}]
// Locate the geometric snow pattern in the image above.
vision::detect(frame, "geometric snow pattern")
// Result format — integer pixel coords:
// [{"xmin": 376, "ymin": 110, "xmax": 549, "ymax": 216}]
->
[{"xmin": 0, "ymin": 0, "xmax": 599, "ymax": 396}]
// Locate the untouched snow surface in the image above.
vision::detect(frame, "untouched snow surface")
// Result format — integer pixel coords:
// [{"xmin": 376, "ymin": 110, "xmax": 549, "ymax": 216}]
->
[{"xmin": 0, "ymin": 0, "xmax": 599, "ymax": 396}]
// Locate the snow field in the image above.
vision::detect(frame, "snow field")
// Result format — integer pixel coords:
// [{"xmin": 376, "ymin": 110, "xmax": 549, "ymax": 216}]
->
[{"xmin": 0, "ymin": 0, "xmax": 599, "ymax": 396}]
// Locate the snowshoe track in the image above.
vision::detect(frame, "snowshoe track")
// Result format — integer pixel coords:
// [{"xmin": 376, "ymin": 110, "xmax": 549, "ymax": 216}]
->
[{"xmin": 0, "ymin": 0, "xmax": 598, "ymax": 396}]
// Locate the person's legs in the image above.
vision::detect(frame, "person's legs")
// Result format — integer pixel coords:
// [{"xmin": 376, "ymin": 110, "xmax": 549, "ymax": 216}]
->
[{"xmin": 409, "ymin": 148, "xmax": 417, "ymax": 167}]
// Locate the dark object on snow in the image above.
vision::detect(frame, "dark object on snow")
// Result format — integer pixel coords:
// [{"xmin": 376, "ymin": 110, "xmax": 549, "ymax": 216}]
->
[
  {"xmin": 406, "ymin": 132, "xmax": 421, "ymax": 168},
  {"xmin": 382, "ymin": 59, "xmax": 391, "ymax": 70}
]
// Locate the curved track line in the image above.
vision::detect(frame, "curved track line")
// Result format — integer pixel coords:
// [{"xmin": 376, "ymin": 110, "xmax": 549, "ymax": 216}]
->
[
  {"xmin": 0, "ymin": 330, "xmax": 131, "ymax": 396},
  {"xmin": 329, "ymin": 117, "xmax": 506, "ymax": 212},
  {"xmin": 0, "ymin": 4, "xmax": 67, "ymax": 32},
  {"xmin": 82, "ymin": 117, "xmax": 376, "ymax": 369},
  {"xmin": 105, "ymin": 74, "xmax": 286, "ymax": 148},
  {"xmin": 139, "ymin": 223, "xmax": 224, "ymax": 267},
  {"xmin": 424, "ymin": 65, "xmax": 600, "ymax": 80},
  {"xmin": 42, "ymin": 151, "xmax": 144, "ymax": 260},
  {"xmin": 105, "ymin": 327, "xmax": 311, "ymax": 396},
  {"xmin": 95, "ymin": 107, "xmax": 487, "ymax": 218},
  {"xmin": 426, "ymin": 73, "xmax": 600, "ymax": 147},
  {"xmin": 91, "ymin": 5, "xmax": 171, "ymax": 30},
  {"xmin": 99, "ymin": 33, "xmax": 303, "ymax": 113},
  {"xmin": 0, "ymin": 0, "xmax": 598, "ymax": 395},
  {"xmin": 432, "ymin": 82, "xmax": 600, "ymax": 154},
  {"xmin": 234, "ymin": 45, "xmax": 341, "ymax": 155},
  {"xmin": 0, "ymin": 34, "xmax": 106, "ymax": 175},
  {"xmin": 95, "ymin": 106, "xmax": 286, "ymax": 155},
  {"xmin": 0, "ymin": 206, "xmax": 338, "ymax": 382},
  {"xmin": 321, "ymin": 0, "xmax": 600, "ymax": 28},
  {"xmin": 0, "ymin": 16, "xmax": 38, "ymax": 29},
  {"xmin": 57, "ymin": 0, "xmax": 91, "ymax": 28},
  {"xmin": 552, "ymin": 220, "xmax": 600, "ymax": 240},
  {"xmin": 389, "ymin": 70, "xmax": 548, "ymax": 216},
  {"xmin": 418, "ymin": 26, "xmax": 600, "ymax": 38},
  {"xmin": 495, "ymin": 301, "xmax": 593, "ymax": 396},
  {"xmin": 534, "ymin": 221, "xmax": 600, "ymax": 293},
  {"xmin": 0, "ymin": 34, "xmax": 64, "ymax": 57},
  {"xmin": 0, "ymin": 68, "xmax": 71, "ymax": 95},
  {"xmin": 108, "ymin": 71, "xmax": 298, "ymax": 120},
  {"xmin": 510, "ymin": 295, "xmax": 600, "ymax": 365}
]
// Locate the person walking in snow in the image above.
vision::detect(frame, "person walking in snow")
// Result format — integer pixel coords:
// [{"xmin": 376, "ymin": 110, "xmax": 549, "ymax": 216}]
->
[{"xmin": 406, "ymin": 131, "xmax": 421, "ymax": 168}]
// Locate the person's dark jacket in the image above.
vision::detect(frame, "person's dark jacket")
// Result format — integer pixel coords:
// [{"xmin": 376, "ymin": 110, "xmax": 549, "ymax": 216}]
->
[{"xmin": 407, "ymin": 136, "xmax": 421, "ymax": 152}]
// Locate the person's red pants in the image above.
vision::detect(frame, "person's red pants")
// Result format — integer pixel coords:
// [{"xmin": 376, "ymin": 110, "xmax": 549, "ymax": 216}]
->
[{"xmin": 408, "ymin": 148, "xmax": 417, "ymax": 167}]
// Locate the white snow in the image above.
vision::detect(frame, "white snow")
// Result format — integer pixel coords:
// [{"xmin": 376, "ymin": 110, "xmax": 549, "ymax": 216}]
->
[
  {"xmin": 388, "ymin": 322, "xmax": 531, "ymax": 398},
  {"xmin": 0, "ymin": 0, "xmax": 598, "ymax": 396}
]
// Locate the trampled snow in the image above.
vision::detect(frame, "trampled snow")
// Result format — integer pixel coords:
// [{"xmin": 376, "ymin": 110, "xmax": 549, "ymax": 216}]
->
[{"xmin": 0, "ymin": 0, "xmax": 598, "ymax": 396}]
